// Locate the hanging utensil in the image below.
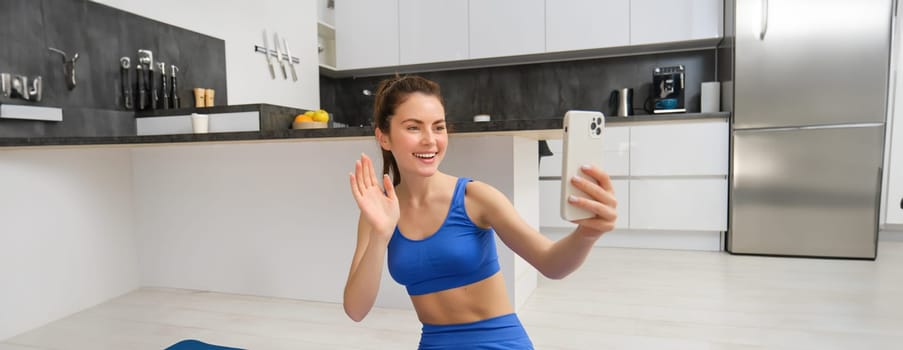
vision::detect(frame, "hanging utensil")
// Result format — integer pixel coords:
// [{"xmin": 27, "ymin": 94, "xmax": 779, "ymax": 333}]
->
[
  {"xmin": 274, "ymin": 32, "xmax": 288, "ymax": 79},
  {"xmin": 158, "ymin": 62, "xmax": 169, "ymax": 109},
  {"xmin": 282, "ymin": 37, "xmax": 298, "ymax": 81},
  {"xmin": 262, "ymin": 30, "xmax": 275, "ymax": 79},
  {"xmin": 120, "ymin": 57, "xmax": 132, "ymax": 109},
  {"xmin": 170, "ymin": 65, "xmax": 180, "ymax": 109},
  {"xmin": 47, "ymin": 47, "xmax": 79, "ymax": 90},
  {"xmin": 136, "ymin": 64, "xmax": 146, "ymax": 110}
]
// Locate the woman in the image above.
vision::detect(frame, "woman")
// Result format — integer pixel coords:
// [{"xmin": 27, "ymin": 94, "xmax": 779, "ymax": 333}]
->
[{"xmin": 344, "ymin": 75, "xmax": 617, "ymax": 349}]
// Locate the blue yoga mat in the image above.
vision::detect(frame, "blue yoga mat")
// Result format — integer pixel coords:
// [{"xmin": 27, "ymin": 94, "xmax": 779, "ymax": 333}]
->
[{"xmin": 166, "ymin": 339, "xmax": 244, "ymax": 350}]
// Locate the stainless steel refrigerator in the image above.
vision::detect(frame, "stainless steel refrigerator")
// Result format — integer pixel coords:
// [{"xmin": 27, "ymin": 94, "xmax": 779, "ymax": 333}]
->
[{"xmin": 722, "ymin": 0, "xmax": 893, "ymax": 259}]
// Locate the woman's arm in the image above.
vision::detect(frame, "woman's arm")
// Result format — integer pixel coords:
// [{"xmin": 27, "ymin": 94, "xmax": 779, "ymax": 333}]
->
[
  {"xmin": 468, "ymin": 165, "xmax": 617, "ymax": 279},
  {"xmin": 343, "ymin": 154, "xmax": 400, "ymax": 321},
  {"xmin": 343, "ymin": 215, "xmax": 390, "ymax": 322}
]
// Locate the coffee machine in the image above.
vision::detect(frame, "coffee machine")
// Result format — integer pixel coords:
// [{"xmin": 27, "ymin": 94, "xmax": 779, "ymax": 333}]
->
[{"xmin": 652, "ymin": 65, "xmax": 686, "ymax": 113}]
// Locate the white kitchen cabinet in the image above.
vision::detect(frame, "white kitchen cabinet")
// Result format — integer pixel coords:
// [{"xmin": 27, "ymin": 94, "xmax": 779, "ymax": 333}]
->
[
  {"xmin": 539, "ymin": 120, "xmax": 728, "ymax": 233},
  {"xmin": 469, "ymin": 0, "xmax": 545, "ymax": 59},
  {"xmin": 630, "ymin": 0, "xmax": 723, "ymax": 45},
  {"xmin": 630, "ymin": 178, "xmax": 727, "ymax": 231},
  {"xmin": 546, "ymin": 0, "xmax": 630, "ymax": 52},
  {"xmin": 317, "ymin": 22, "xmax": 337, "ymax": 69},
  {"xmin": 335, "ymin": 0, "xmax": 398, "ymax": 70},
  {"xmin": 630, "ymin": 121, "xmax": 729, "ymax": 176},
  {"xmin": 399, "ymin": 0, "xmax": 468, "ymax": 65},
  {"xmin": 540, "ymin": 179, "xmax": 628, "ymax": 229},
  {"xmin": 538, "ymin": 125, "xmax": 630, "ymax": 177}
]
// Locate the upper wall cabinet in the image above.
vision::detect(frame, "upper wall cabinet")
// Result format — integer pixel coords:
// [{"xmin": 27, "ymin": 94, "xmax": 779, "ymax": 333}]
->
[
  {"xmin": 470, "ymin": 0, "xmax": 545, "ymax": 59},
  {"xmin": 335, "ymin": 0, "xmax": 399, "ymax": 70},
  {"xmin": 546, "ymin": 0, "xmax": 630, "ymax": 52},
  {"xmin": 332, "ymin": 0, "xmax": 723, "ymax": 73},
  {"xmin": 399, "ymin": 0, "xmax": 469, "ymax": 65},
  {"xmin": 630, "ymin": 0, "xmax": 723, "ymax": 45}
]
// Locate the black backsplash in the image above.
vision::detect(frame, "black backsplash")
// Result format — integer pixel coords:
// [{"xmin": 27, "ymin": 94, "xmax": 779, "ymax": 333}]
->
[
  {"xmin": 0, "ymin": 0, "xmax": 227, "ymax": 137},
  {"xmin": 321, "ymin": 49, "xmax": 716, "ymax": 127}
]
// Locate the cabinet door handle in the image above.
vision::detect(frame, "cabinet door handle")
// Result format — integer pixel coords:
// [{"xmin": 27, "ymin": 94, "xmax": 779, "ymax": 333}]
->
[{"xmin": 760, "ymin": 0, "xmax": 769, "ymax": 40}]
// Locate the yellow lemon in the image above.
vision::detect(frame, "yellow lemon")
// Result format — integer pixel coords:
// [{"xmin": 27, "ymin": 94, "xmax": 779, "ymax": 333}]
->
[{"xmin": 313, "ymin": 110, "xmax": 330, "ymax": 122}]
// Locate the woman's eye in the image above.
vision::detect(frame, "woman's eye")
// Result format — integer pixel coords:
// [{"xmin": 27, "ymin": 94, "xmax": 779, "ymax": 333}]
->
[
  {"xmin": 435, "ymin": 125, "xmax": 446, "ymax": 131},
  {"xmin": 406, "ymin": 126, "xmax": 419, "ymax": 131}
]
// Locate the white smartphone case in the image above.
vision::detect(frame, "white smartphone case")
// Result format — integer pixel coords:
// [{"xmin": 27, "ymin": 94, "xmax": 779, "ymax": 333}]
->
[{"xmin": 560, "ymin": 110, "xmax": 606, "ymax": 221}]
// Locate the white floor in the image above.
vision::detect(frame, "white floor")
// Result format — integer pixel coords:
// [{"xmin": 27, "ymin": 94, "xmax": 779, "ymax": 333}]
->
[{"xmin": 3, "ymin": 243, "xmax": 903, "ymax": 350}]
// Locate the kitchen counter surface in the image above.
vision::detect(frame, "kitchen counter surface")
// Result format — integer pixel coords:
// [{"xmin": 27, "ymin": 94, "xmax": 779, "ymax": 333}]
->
[{"xmin": 0, "ymin": 112, "xmax": 729, "ymax": 148}]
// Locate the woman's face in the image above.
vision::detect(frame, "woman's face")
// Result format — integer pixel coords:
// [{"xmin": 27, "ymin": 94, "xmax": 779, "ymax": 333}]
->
[{"xmin": 379, "ymin": 92, "xmax": 448, "ymax": 180}]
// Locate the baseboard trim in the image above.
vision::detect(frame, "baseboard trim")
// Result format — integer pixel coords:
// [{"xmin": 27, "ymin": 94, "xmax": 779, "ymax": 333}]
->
[
  {"xmin": 540, "ymin": 227, "xmax": 723, "ymax": 251},
  {"xmin": 880, "ymin": 229, "xmax": 903, "ymax": 241}
]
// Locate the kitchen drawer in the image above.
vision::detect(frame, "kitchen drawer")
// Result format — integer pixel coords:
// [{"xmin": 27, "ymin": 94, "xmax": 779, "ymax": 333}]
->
[
  {"xmin": 630, "ymin": 121, "xmax": 728, "ymax": 176},
  {"xmin": 539, "ymin": 179, "xmax": 628, "ymax": 229},
  {"xmin": 629, "ymin": 178, "xmax": 727, "ymax": 231},
  {"xmin": 136, "ymin": 111, "xmax": 260, "ymax": 136},
  {"xmin": 539, "ymin": 126, "xmax": 629, "ymax": 177}
]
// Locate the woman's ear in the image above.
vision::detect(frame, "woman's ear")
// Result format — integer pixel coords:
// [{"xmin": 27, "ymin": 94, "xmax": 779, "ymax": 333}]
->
[{"xmin": 375, "ymin": 128, "xmax": 391, "ymax": 151}]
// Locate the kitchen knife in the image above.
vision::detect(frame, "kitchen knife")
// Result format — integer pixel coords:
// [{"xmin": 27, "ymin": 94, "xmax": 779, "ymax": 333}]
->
[
  {"xmin": 262, "ymin": 30, "xmax": 275, "ymax": 79},
  {"xmin": 158, "ymin": 62, "xmax": 168, "ymax": 109},
  {"xmin": 136, "ymin": 64, "xmax": 146, "ymax": 110},
  {"xmin": 170, "ymin": 65, "xmax": 180, "ymax": 109},
  {"xmin": 138, "ymin": 50, "xmax": 154, "ymax": 110},
  {"xmin": 274, "ymin": 32, "xmax": 288, "ymax": 79},
  {"xmin": 282, "ymin": 37, "xmax": 298, "ymax": 81}
]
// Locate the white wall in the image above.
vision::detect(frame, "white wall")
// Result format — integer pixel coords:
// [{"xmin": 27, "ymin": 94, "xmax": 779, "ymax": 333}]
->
[
  {"xmin": 92, "ymin": 0, "xmax": 320, "ymax": 110},
  {"xmin": 0, "ymin": 148, "xmax": 139, "ymax": 341},
  {"xmin": 882, "ymin": 0, "xmax": 903, "ymax": 229}
]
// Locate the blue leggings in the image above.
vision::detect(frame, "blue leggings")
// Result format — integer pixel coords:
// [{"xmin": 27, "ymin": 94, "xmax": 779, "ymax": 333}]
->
[{"xmin": 419, "ymin": 313, "xmax": 534, "ymax": 350}]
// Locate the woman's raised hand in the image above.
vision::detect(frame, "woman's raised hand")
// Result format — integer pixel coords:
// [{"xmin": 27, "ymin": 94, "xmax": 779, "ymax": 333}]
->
[
  {"xmin": 349, "ymin": 153, "xmax": 400, "ymax": 240},
  {"xmin": 567, "ymin": 165, "xmax": 618, "ymax": 238}
]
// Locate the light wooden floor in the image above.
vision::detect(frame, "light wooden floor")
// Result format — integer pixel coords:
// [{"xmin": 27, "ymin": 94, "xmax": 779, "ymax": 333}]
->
[{"xmin": 4, "ymin": 243, "xmax": 903, "ymax": 350}]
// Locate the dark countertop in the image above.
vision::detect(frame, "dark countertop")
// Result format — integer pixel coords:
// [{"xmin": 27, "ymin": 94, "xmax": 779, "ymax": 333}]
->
[{"xmin": 0, "ymin": 111, "xmax": 729, "ymax": 148}]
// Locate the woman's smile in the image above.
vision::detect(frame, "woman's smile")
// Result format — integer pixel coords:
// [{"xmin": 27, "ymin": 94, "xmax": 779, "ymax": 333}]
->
[{"xmin": 413, "ymin": 152, "xmax": 438, "ymax": 163}]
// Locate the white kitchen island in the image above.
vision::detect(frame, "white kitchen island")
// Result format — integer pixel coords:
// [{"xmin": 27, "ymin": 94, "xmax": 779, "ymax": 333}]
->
[{"xmin": 0, "ymin": 127, "xmax": 557, "ymax": 340}]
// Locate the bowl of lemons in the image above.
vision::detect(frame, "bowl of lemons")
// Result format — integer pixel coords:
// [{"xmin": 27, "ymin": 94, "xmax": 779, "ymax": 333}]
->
[{"xmin": 293, "ymin": 109, "xmax": 330, "ymax": 129}]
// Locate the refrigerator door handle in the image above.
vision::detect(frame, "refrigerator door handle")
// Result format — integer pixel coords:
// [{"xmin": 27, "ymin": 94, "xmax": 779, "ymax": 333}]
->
[
  {"xmin": 735, "ymin": 122, "xmax": 884, "ymax": 133},
  {"xmin": 760, "ymin": 0, "xmax": 769, "ymax": 40}
]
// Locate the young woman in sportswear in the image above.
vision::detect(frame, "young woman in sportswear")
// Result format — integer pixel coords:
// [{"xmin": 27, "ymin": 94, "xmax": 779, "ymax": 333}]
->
[{"xmin": 343, "ymin": 75, "xmax": 617, "ymax": 349}]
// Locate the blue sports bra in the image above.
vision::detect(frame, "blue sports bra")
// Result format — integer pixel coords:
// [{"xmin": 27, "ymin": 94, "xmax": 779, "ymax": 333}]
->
[{"xmin": 387, "ymin": 177, "xmax": 501, "ymax": 296}]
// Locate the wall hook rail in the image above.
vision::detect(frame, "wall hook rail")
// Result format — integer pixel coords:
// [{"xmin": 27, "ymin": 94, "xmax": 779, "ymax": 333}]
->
[{"xmin": 254, "ymin": 46, "xmax": 300, "ymax": 64}]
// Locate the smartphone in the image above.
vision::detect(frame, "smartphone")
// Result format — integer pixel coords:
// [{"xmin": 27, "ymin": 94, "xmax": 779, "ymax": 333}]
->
[{"xmin": 560, "ymin": 110, "xmax": 606, "ymax": 221}]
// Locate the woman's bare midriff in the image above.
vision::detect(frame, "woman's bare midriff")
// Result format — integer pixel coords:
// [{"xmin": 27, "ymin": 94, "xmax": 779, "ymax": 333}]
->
[{"xmin": 410, "ymin": 271, "xmax": 513, "ymax": 325}]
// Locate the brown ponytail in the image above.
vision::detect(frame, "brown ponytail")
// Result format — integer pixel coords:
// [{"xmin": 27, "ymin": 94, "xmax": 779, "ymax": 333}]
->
[{"xmin": 372, "ymin": 75, "xmax": 444, "ymax": 186}]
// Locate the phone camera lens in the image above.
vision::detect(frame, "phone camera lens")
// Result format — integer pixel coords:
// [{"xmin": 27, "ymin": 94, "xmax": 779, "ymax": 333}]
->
[
  {"xmin": 590, "ymin": 122, "xmax": 596, "ymax": 129},
  {"xmin": 595, "ymin": 128, "xmax": 601, "ymax": 135},
  {"xmin": 596, "ymin": 117, "xmax": 602, "ymax": 124}
]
